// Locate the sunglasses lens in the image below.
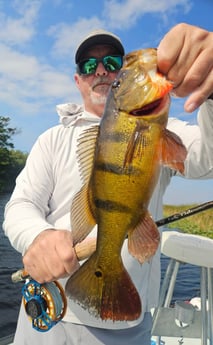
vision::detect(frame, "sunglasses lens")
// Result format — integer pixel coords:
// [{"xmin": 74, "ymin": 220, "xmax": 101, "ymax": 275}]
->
[
  {"xmin": 77, "ymin": 56, "xmax": 123, "ymax": 75},
  {"xmin": 78, "ymin": 58, "xmax": 98, "ymax": 75},
  {"xmin": 103, "ymin": 56, "xmax": 123, "ymax": 72}
]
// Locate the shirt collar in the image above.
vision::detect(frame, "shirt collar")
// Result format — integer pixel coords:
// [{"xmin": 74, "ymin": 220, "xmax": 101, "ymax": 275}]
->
[{"xmin": 56, "ymin": 103, "xmax": 100, "ymax": 127}]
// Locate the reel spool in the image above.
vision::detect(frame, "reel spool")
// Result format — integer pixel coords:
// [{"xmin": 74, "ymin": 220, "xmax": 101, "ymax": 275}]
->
[{"xmin": 22, "ymin": 279, "xmax": 67, "ymax": 332}]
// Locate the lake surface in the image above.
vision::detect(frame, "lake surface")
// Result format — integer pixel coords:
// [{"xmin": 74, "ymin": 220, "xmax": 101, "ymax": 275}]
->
[
  {"xmin": 0, "ymin": 193, "xmax": 22, "ymax": 338},
  {"xmin": 0, "ymin": 193, "xmax": 201, "ymax": 338}
]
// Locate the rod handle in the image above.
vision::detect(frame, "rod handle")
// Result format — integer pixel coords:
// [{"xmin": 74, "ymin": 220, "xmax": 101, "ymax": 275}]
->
[{"xmin": 11, "ymin": 238, "xmax": 97, "ymax": 283}]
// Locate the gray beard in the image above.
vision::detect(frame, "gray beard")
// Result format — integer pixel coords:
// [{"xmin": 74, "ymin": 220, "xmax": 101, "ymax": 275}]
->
[{"xmin": 90, "ymin": 94, "xmax": 107, "ymax": 105}]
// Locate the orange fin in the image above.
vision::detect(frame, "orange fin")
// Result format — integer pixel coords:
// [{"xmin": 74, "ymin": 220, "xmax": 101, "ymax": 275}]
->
[
  {"xmin": 65, "ymin": 254, "xmax": 141, "ymax": 321},
  {"xmin": 160, "ymin": 129, "xmax": 187, "ymax": 174},
  {"xmin": 128, "ymin": 211, "xmax": 160, "ymax": 264}
]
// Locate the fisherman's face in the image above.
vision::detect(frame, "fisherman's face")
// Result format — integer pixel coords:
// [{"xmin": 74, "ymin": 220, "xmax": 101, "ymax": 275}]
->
[{"xmin": 75, "ymin": 45, "xmax": 121, "ymax": 117}]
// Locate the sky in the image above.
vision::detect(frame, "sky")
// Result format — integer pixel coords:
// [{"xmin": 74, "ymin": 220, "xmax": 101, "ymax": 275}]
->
[{"xmin": 0, "ymin": 0, "xmax": 212, "ymax": 205}]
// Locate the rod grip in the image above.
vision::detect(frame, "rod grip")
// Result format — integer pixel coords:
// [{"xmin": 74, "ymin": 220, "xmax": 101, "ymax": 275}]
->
[
  {"xmin": 11, "ymin": 238, "xmax": 97, "ymax": 283},
  {"xmin": 11, "ymin": 269, "xmax": 30, "ymax": 283}
]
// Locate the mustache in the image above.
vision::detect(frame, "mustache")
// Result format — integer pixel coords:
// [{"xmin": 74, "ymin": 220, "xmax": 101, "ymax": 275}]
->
[{"xmin": 92, "ymin": 77, "xmax": 111, "ymax": 89}]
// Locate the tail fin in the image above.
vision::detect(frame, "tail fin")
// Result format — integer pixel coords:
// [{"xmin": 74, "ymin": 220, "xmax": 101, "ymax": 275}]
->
[{"xmin": 65, "ymin": 254, "xmax": 141, "ymax": 321}]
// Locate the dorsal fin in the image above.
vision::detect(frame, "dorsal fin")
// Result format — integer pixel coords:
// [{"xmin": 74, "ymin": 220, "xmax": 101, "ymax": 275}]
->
[
  {"xmin": 71, "ymin": 185, "xmax": 96, "ymax": 245},
  {"xmin": 77, "ymin": 125, "xmax": 99, "ymax": 183},
  {"xmin": 71, "ymin": 126, "xmax": 99, "ymax": 245}
]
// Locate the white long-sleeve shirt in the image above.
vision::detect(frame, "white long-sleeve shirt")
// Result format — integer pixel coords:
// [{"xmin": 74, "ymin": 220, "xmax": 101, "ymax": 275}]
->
[{"xmin": 3, "ymin": 100, "xmax": 213, "ymax": 329}]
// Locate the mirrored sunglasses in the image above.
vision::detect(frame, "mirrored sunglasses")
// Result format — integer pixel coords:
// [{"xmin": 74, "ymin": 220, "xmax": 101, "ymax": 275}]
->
[{"xmin": 77, "ymin": 55, "xmax": 123, "ymax": 75}]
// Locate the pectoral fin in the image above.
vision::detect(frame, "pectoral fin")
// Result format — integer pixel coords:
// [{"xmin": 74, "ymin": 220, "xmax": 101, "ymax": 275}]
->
[
  {"xmin": 124, "ymin": 121, "xmax": 149, "ymax": 167},
  {"xmin": 128, "ymin": 211, "xmax": 160, "ymax": 264},
  {"xmin": 160, "ymin": 129, "xmax": 187, "ymax": 174}
]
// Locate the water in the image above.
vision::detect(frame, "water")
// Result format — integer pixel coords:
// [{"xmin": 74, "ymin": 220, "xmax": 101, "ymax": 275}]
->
[
  {"xmin": 0, "ymin": 193, "xmax": 201, "ymax": 338},
  {"xmin": 0, "ymin": 193, "xmax": 22, "ymax": 338}
]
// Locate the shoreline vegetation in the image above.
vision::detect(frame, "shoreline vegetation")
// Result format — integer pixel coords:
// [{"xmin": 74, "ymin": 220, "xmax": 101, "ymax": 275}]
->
[{"xmin": 163, "ymin": 204, "xmax": 213, "ymax": 239}]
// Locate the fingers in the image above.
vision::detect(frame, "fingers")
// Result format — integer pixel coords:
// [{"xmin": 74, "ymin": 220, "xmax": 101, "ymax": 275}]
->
[
  {"xmin": 183, "ymin": 67, "xmax": 213, "ymax": 112},
  {"xmin": 158, "ymin": 23, "xmax": 210, "ymax": 85},
  {"xmin": 157, "ymin": 23, "xmax": 213, "ymax": 112},
  {"xmin": 173, "ymin": 50, "xmax": 213, "ymax": 112},
  {"xmin": 23, "ymin": 229, "xmax": 79, "ymax": 283},
  {"xmin": 157, "ymin": 23, "xmax": 184, "ymax": 76}
]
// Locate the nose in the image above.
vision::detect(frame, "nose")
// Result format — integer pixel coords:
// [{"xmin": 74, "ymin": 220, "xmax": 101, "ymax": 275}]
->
[{"xmin": 95, "ymin": 62, "xmax": 108, "ymax": 76}]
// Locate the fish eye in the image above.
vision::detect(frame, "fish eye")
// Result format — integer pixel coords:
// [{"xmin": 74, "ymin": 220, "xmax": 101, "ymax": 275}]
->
[{"xmin": 112, "ymin": 80, "xmax": 120, "ymax": 89}]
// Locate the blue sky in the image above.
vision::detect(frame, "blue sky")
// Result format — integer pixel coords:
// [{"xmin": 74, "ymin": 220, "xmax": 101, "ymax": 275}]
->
[{"xmin": 0, "ymin": 0, "xmax": 212, "ymax": 205}]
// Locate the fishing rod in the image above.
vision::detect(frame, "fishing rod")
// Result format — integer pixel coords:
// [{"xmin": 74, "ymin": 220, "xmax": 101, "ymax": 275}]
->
[
  {"xmin": 156, "ymin": 200, "xmax": 213, "ymax": 227},
  {"xmin": 11, "ymin": 200, "xmax": 213, "ymax": 332}
]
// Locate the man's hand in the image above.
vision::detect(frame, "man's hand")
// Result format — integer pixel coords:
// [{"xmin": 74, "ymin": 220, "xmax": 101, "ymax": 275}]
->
[
  {"xmin": 23, "ymin": 229, "xmax": 79, "ymax": 283},
  {"xmin": 157, "ymin": 23, "xmax": 213, "ymax": 112}
]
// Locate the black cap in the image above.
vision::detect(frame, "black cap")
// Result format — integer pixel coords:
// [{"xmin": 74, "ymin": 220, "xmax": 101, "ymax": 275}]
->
[{"xmin": 75, "ymin": 29, "xmax": 125, "ymax": 63}]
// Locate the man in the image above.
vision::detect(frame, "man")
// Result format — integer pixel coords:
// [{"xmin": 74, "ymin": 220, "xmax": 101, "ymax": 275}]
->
[{"xmin": 3, "ymin": 23, "xmax": 213, "ymax": 344}]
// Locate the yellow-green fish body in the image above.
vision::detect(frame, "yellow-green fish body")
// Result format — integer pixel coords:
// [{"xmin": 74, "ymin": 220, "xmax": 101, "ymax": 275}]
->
[{"xmin": 65, "ymin": 48, "xmax": 187, "ymax": 321}]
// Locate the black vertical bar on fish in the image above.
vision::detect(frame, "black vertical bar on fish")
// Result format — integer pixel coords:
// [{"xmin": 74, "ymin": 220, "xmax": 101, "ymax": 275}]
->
[{"xmin": 156, "ymin": 201, "xmax": 213, "ymax": 227}]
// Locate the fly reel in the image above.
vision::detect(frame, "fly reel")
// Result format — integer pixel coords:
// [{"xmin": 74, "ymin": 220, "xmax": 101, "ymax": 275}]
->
[{"xmin": 22, "ymin": 279, "xmax": 67, "ymax": 332}]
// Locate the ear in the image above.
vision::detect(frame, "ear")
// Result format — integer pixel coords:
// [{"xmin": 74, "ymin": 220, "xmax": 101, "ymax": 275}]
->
[{"xmin": 74, "ymin": 73, "xmax": 80, "ymax": 89}]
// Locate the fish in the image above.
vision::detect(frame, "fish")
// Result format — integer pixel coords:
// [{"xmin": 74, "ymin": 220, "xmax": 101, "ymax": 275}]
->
[{"xmin": 65, "ymin": 48, "xmax": 187, "ymax": 321}]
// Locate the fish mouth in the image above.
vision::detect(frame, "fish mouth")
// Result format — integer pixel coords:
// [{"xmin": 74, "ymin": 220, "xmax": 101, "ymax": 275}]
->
[{"xmin": 130, "ymin": 96, "xmax": 168, "ymax": 116}]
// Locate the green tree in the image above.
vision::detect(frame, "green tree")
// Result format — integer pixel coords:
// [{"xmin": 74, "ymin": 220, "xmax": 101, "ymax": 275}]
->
[
  {"xmin": 2, "ymin": 150, "xmax": 28, "ymax": 192},
  {"xmin": 0, "ymin": 116, "xmax": 27, "ymax": 192}
]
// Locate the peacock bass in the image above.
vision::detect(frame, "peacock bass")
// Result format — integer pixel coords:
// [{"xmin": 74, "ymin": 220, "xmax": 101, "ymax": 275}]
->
[{"xmin": 65, "ymin": 48, "xmax": 187, "ymax": 321}]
